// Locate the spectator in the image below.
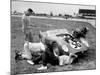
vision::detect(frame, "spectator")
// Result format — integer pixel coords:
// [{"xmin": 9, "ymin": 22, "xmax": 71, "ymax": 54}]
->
[{"xmin": 22, "ymin": 8, "xmax": 33, "ymax": 34}]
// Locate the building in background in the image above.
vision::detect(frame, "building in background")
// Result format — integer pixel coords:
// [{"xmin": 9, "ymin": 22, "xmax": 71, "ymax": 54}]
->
[{"xmin": 78, "ymin": 9, "xmax": 96, "ymax": 19}]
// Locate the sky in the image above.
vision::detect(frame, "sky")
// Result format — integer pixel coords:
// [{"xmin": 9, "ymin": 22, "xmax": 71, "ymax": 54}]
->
[{"xmin": 11, "ymin": 1, "xmax": 95, "ymax": 15}]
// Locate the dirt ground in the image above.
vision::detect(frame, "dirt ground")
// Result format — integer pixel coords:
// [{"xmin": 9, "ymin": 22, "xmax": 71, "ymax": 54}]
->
[{"xmin": 11, "ymin": 16, "xmax": 96, "ymax": 75}]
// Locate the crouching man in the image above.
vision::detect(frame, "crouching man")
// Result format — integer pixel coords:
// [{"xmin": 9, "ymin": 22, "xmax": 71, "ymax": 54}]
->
[
  {"xmin": 37, "ymin": 41, "xmax": 59, "ymax": 70},
  {"xmin": 37, "ymin": 41, "xmax": 77, "ymax": 70}
]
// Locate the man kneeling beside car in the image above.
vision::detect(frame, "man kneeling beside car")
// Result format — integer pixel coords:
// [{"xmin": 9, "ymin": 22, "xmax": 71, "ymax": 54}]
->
[{"xmin": 37, "ymin": 41, "xmax": 77, "ymax": 70}]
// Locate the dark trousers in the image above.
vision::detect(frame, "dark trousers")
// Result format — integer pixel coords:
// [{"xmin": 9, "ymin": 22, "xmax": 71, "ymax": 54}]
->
[
  {"xmin": 42, "ymin": 48, "xmax": 59, "ymax": 66},
  {"xmin": 32, "ymin": 48, "xmax": 59, "ymax": 66},
  {"xmin": 33, "ymin": 55, "xmax": 42, "ymax": 64}
]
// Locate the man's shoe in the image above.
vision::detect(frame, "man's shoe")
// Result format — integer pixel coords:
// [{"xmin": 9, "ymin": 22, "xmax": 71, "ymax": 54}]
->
[
  {"xmin": 37, "ymin": 66, "xmax": 47, "ymax": 70},
  {"xmin": 27, "ymin": 60, "xmax": 34, "ymax": 65}
]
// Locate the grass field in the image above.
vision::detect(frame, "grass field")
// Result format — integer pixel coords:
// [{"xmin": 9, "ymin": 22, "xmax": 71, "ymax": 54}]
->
[{"xmin": 11, "ymin": 16, "xmax": 96, "ymax": 75}]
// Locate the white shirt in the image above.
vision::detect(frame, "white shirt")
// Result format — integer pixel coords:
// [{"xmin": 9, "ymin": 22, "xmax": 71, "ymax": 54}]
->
[{"xmin": 22, "ymin": 14, "xmax": 30, "ymax": 32}]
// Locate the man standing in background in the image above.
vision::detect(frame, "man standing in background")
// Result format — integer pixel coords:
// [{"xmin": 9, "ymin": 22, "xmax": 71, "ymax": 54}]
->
[{"xmin": 22, "ymin": 8, "xmax": 33, "ymax": 34}]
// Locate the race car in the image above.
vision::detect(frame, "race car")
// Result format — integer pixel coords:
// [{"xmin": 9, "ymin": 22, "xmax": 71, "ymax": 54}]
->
[{"xmin": 39, "ymin": 28, "xmax": 89, "ymax": 54}]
